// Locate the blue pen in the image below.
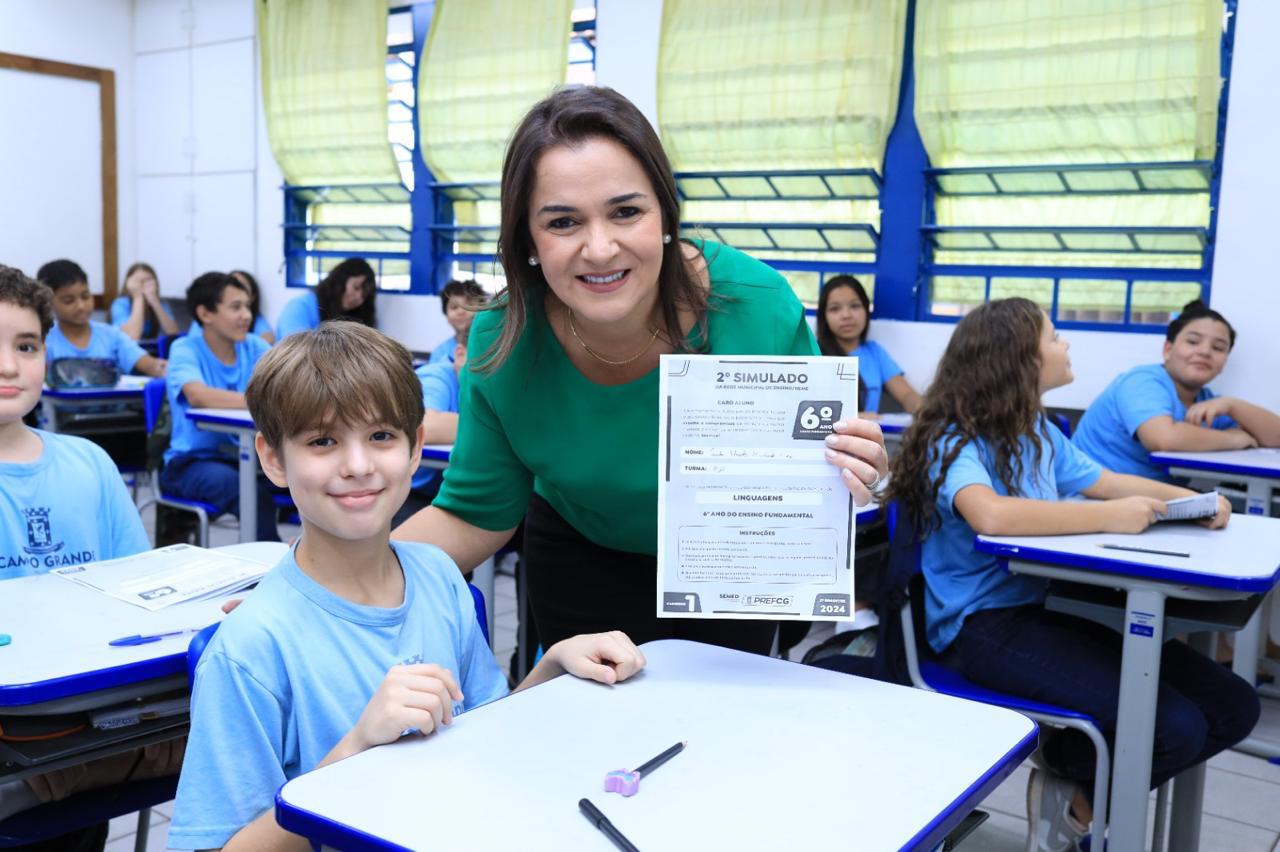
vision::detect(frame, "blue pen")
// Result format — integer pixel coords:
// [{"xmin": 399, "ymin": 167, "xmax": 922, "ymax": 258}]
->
[{"xmin": 109, "ymin": 627, "xmax": 206, "ymax": 647}]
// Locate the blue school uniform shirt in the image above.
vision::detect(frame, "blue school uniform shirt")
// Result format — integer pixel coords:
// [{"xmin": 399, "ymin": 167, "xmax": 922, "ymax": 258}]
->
[
  {"xmin": 428, "ymin": 335, "xmax": 459, "ymax": 364},
  {"xmin": 46, "ymin": 321, "xmax": 146, "ymax": 374},
  {"xmin": 168, "ymin": 540, "xmax": 507, "ymax": 850},
  {"xmin": 924, "ymin": 420, "xmax": 1102, "ymax": 653},
  {"xmin": 1072, "ymin": 363, "xmax": 1236, "ymax": 481},
  {"xmin": 109, "ymin": 297, "xmax": 177, "ymax": 340},
  {"xmin": 411, "ymin": 362, "xmax": 461, "ymax": 490},
  {"xmin": 274, "ymin": 291, "xmax": 320, "ymax": 339},
  {"xmin": 0, "ymin": 429, "xmax": 149, "ymax": 579},
  {"xmin": 164, "ymin": 331, "xmax": 271, "ymax": 465},
  {"xmin": 848, "ymin": 340, "xmax": 903, "ymax": 413}
]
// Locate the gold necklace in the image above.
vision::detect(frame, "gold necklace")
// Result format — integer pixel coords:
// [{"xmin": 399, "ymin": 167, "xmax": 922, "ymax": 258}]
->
[{"xmin": 568, "ymin": 309, "xmax": 661, "ymax": 367}]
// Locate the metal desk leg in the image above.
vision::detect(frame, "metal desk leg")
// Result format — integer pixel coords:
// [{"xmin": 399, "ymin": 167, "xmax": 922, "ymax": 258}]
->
[
  {"xmin": 237, "ymin": 430, "xmax": 257, "ymax": 544},
  {"xmin": 1110, "ymin": 587, "xmax": 1167, "ymax": 852},
  {"xmin": 1169, "ymin": 632, "xmax": 1211, "ymax": 852}
]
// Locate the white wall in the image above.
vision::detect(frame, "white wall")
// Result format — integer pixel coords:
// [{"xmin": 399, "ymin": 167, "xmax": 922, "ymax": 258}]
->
[{"xmin": 0, "ymin": 0, "xmax": 135, "ymax": 294}]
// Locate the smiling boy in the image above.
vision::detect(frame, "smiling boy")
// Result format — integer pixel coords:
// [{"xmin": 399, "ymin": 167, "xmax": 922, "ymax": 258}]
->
[
  {"xmin": 160, "ymin": 272, "xmax": 279, "ymax": 541},
  {"xmin": 37, "ymin": 259, "xmax": 166, "ymax": 377},
  {"xmin": 168, "ymin": 322, "xmax": 644, "ymax": 851}
]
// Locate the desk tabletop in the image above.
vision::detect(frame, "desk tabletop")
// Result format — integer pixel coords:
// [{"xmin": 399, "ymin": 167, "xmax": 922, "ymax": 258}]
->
[
  {"xmin": 187, "ymin": 407, "xmax": 253, "ymax": 428},
  {"xmin": 976, "ymin": 513, "xmax": 1280, "ymax": 593},
  {"xmin": 42, "ymin": 375, "xmax": 151, "ymax": 400},
  {"xmin": 277, "ymin": 639, "xmax": 1035, "ymax": 852},
  {"xmin": 1149, "ymin": 447, "xmax": 1280, "ymax": 479},
  {"xmin": 877, "ymin": 412, "xmax": 912, "ymax": 434},
  {"xmin": 0, "ymin": 542, "xmax": 287, "ymax": 709}
]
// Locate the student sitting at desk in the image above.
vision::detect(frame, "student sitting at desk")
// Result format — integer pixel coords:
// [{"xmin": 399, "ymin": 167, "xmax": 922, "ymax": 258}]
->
[
  {"xmin": 886, "ymin": 298, "xmax": 1258, "ymax": 852},
  {"xmin": 161, "ymin": 272, "xmax": 280, "ymax": 542},
  {"xmin": 274, "ymin": 257, "xmax": 377, "ymax": 340},
  {"xmin": 815, "ymin": 275, "xmax": 920, "ymax": 416},
  {"xmin": 428, "ymin": 278, "xmax": 486, "ymax": 365},
  {"xmin": 110, "ymin": 261, "xmax": 181, "ymax": 341},
  {"xmin": 392, "ymin": 339, "xmax": 466, "ymax": 527},
  {"xmin": 169, "ymin": 323, "xmax": 645, "ymax": 851},
  {"xmin": 0, "ymin": 264, "xmax": 182, "ymax": 846},
  {"xmin": 1073, "ymin": 299, "xmax": 1280, "ymax": 480},
  {"xmin": 37, "ymin": 259, "xmax": 167, "ymax": 377}
]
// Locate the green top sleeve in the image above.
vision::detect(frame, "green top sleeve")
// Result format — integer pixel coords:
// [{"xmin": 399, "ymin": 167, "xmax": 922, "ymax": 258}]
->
[{"xmin": 432, "ymin": 242, "xmax": 818, "ymax": 555}]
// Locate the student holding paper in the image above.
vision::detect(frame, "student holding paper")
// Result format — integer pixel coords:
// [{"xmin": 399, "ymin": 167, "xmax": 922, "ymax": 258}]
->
[
  {"xmin": 394, "ymin": 87, "xmax": 888, "ymax": 654},
  {"xmin": 886, "ymin": 298, "xmax": 1254, "ymax": 850},
  {"xmin": 1073, "ymin": 300, "xmax": 1280, "ymax": 479}
]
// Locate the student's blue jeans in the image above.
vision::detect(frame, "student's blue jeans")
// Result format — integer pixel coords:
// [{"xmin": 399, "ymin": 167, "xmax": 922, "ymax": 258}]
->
[
  {"xmin": 939, "ymin": 604, "xmax": 1260, "ymax": 799},
  {"xmin": 159, "ymin": 456, "xmax": 282, "ymax": 542}
]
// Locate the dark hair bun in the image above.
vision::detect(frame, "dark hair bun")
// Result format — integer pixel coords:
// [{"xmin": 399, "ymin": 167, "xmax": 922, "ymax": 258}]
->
[{"xmin": 1181, "ymin": 299, "xmax": 1209, "ymax": 314}]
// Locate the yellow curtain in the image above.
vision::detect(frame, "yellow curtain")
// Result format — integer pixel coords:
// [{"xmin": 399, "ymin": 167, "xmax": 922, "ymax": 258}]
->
[
  {"xmin": 257, "ymin": 0, "xmax": 399, "ymax": 186},
  {"xmin": 657, "ymin": 0, "xmax": 907, "ymax": 295},
  {"xmin": 915, "ymin": 0, "xmax": 1223, "ymax": 310},
  {"xmin": 418, "ymin": 0, "xmax": 572, "ymax": 185}
]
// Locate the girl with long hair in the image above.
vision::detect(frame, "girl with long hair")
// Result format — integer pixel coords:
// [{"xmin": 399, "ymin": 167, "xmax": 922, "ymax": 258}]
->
[
  {"xmin": 111, "ymin": 261, "xmax": 180, "ymax": 340},
  {"xmin": 815, "ymin": 275, "xmax": 920, "ymax": 415},
  {"xmin": 275, "ymin": 257, "xmax": 377, "ymax": 339},
  {"xmin": 886, "ymin": 298, "xmax": 1255, "ymax": 849}
]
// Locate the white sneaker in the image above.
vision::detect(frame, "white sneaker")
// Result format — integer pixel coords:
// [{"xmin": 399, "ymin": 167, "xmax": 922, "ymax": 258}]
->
[{"xmin": 1026, "ymin": 768, "xmax": 1088, "ymax": 852}]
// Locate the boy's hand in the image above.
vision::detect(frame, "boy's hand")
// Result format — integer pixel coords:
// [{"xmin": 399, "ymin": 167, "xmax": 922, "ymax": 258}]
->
[
  {"xmin": 1184, "ymin": 397, "xmax": 1233, "ymax": 427},
  {"xmin": 1102, "ymin": 496, "xmax": 1167, "ymax": 533},
  {"xmin": 546, "ymin": 631, "xmax": 646, "ymax": 685},
  {"xmin": 350, "ymin": 664, "xmax": 463, "ymax": 751},
  {"xmin": 1220, "ymin": 428, "xmax": 1259, "ymax": 450},
  {"xmin": 1198, "ymin": 494, "xmax": 1233, "ymax": 530}
]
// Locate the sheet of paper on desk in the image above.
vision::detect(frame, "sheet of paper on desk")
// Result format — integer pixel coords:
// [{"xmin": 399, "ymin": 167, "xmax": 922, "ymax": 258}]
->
[
  {"xmin": 656, "ymin": 354, "xmax": 858, "ymax": 622},
  {"xmin": 1162, "ymin": 491, "xmax": 1220, "ymax": 522},
  {"xmin": 51, "ymin": 544, "xmax": 269, "ymax": 610}
]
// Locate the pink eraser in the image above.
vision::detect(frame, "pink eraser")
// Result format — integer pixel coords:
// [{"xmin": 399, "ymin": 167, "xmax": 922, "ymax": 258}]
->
[{"xmin": 604, "ymin": 769, "xmax": 641, "ymax": 796}]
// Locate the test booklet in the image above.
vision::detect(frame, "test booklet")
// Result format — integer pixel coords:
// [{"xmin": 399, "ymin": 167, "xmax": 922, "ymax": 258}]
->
[
  {"xmin": 656, "ymin": 354, "xmax": 859, "ymax": 621},
  {"xmin": 1161, "ymin": 490, "xmax": 1221, "ymax": 522},
  {"xmin": 52, "ymin": 544, "xmax": 269, "ymax": 611}
]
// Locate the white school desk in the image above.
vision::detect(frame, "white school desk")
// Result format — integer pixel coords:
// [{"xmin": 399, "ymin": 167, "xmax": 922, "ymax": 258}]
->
[
  {"xmin": 38, "ymin": 375, "xmax": 150, "ymax": 434},
  {"xmin": 0, "ymin": 542, "xmax": 287, "ymax": 780},
  {"xmin": 1150, "ymin": 447, "xmax": 1280, "ymax": 745},
  {"xmin": 976, "ymin": 515, "xmax": 1280, "ymax": 852},
  {"xmin": 276, "ymin": 639, "xmax": 1036, "ymax": 851}
]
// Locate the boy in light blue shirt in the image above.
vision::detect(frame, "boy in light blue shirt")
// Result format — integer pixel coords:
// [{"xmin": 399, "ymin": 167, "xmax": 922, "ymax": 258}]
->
[
  {"xmin": 169, "ymin": 322, "xmax": 645, "ymax": 851},
  {"xmin": 37, "ymin": 259, "xmax": 166, "ymax": 378},
  {"xmin": 161, "ymin": 272, "xmax": 279, "ymax": 541},
  {"xmin": 427, "ymin": 279, "xmax": 486, "ymax": 364},
  {"xmin": 0, "ymin": 265, "xmax": 168, "ymax": 835},
  {"xmin": 0, "ymin": 264, "xmax": 150, "ymax": 578}
]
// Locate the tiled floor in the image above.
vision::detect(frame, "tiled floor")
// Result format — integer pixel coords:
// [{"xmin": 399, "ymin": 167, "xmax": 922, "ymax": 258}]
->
[{"xmin": 101, "ymin": 506, "xmax": 1280, "ymax": 850}]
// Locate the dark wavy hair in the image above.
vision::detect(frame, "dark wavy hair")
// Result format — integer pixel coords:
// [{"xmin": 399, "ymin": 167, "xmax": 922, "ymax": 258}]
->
[
  {"xmin": 477, "ymin": 85, "xmax": 707, "ymax": 373},
  {"xmin": 229, "ymin": 269, "xmax": 263, "ymax": 325},
  {"xmin": 0, "ymin": 264, "xmax": 54, "ymax": 338},
  {"xmin": 316, "ymin": 258, "xmax": 377, "ymax": 328},
  {"xmin": 1167, "ymin": 299, "xmax": 1235, "ymax": 350},
  {"xmin": 886, "ymin": 298, "xmax": 1051, "ymax": 537},
  {"xmin": 815, "ymin": 275, "xmax": 871, "ymax": 356}
]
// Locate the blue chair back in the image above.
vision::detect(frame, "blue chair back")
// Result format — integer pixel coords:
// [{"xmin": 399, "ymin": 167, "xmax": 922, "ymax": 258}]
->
[
  {"xmin": 157, "ymin": 333, "xmax": 184, "ymax": 360},
  {"xmin": 1050, "ymin": 411, "xmax": 1072, "ymax": 438},
  {"xmin": 143, "ymin": 377, "xmax": 166, "ymax": 434},
  {"xmin": 469, "ymin": 583, "xmax": 489, "ymax": 644}
]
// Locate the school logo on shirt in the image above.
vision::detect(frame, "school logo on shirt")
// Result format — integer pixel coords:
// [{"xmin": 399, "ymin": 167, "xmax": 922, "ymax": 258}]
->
[{"xmin": 22, "ymin": 508, "xmax": 64, "ymax": 556}]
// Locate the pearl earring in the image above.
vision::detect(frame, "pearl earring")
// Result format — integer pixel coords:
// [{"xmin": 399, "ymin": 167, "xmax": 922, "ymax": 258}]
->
[
  {"xmin": 528, "ymin": 257, "xmax": 539, "ymax": 266},
  {"xmin": 662, "ymin": 234, "xmax": 672, "ymax": 245}
]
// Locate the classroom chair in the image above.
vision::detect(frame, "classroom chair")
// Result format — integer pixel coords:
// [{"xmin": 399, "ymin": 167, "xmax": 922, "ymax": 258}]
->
[
  {"xmin": 156, "ymin": 333, "xmax": 184, "ymax": 360},
  {"xmin": 0, "ymin": 776, "xmax": 177, "ymax": 852},
  {"xmin": 887, "ymin": 503, "xmax": 1112, "ymax": 852},
  {"xmin": 137, "ymin": 378, "xmax": 218, "ymax": 547}
]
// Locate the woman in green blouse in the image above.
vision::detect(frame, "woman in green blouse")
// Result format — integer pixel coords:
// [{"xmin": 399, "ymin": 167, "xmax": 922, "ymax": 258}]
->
[{"xmin": 395, "ymin": 87, "xmax": 887, "ymax": 653}]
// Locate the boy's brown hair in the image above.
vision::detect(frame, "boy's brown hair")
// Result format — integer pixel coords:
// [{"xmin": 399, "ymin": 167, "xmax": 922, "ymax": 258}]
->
[
  {"xmin": 246, "ymin": 321, "xmax": 424, "ymax": 454},
  {"xmin": 0, "ymin": 264, "xmax": 55, "ymax": 338}
]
